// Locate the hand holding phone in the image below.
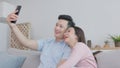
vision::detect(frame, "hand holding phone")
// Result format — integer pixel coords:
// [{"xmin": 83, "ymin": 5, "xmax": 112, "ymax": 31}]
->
[{"xmin": 11, "ymin": 5, "xmax": 22, "ymax": 23}]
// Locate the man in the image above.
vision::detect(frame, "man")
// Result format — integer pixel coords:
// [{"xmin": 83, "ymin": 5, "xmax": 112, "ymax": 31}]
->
[{"xmin": 7, "ymin": 11, "xmax": 75, "ymax": 68}]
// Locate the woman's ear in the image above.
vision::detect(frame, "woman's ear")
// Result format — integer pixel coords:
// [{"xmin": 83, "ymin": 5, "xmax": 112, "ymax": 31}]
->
[{"xmin": 75, "ymin": 36, "xmax": 78, "ymax": 41}]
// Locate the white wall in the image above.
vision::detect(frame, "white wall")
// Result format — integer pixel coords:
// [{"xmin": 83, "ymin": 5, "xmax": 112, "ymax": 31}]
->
[{"xmin": 2, "ymin": 0, "xmax": 120, "ymax": 47}]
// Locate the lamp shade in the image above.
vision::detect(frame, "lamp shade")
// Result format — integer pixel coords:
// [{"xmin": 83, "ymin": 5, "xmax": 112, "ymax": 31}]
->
[{"xmin": 0, "ymin": 2, "xmax": 15, "ymax": 22}]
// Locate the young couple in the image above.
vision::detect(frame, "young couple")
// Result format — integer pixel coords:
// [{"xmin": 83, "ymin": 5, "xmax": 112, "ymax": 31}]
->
[{"xmin": 7, "ymin": 11, "xmax": 97, "ymax": 68}]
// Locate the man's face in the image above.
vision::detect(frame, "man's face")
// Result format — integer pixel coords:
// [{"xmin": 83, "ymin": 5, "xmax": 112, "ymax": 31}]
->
[{"xmin": 54, "ymin": 19, "xmax": 68, "ymax": 39}]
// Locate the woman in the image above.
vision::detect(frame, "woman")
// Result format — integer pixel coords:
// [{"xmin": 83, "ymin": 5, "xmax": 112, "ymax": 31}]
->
[{"xmin": 58, "ymin": 26, "xmax": 97, "ymax": 68}]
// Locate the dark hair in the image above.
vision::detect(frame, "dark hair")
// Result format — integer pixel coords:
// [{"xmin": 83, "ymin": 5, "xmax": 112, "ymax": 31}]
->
[
  {"xmin": 58, "ymin": 15, "xmax": 75, "ymax": 27},
  {"xmin": 74, "ymin": 26, "xmax": 86, "ymax": 44}
]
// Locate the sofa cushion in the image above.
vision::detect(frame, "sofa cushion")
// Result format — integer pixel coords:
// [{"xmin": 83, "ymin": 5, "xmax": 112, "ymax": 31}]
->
[
  {"xmin": 95, "ymin": 50, "xmax": 120, "ymax": 68},
  {"xmin": 7, "ymin": 48, "xmax": 40, "ymax": 68},
  {"xmin": 0, "ymin": 52, "xmax": 26, "ymax": 68}
]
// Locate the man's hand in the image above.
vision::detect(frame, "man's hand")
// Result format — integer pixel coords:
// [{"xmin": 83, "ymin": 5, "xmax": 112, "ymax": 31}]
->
[
  {"xmin": 6, "ymin": 11, "xmax": 18, "ymax": 28},
  {"xmin": 6, "ymin": 11, "xmax": 18, "ymax": 23}
]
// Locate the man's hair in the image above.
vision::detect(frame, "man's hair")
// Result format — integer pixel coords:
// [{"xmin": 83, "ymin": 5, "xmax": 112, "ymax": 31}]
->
[{"xmin": 58, "ymin": 15, "xmax": 75, "ymax": 27}]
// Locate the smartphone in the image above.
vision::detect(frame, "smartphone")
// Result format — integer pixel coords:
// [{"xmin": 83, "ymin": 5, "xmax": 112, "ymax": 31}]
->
[{"xmin": 11, "ymin": 5, "xmax": 22, "ymax": 23}]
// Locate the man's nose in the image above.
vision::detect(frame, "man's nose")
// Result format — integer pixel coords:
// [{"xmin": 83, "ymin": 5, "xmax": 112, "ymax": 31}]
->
[{"xmin": 55, "ymin": 26, "xmax": 60, "ymax": 30}]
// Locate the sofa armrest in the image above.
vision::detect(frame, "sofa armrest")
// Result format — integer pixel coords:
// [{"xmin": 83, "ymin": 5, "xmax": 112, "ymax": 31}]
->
[
  {"xmin": 7, "ymin": 48, "xmax": 40, "ymax": 68},
  {"xmin": 95, "ymin": 50, "xmax": 120, "ymax": 68}
]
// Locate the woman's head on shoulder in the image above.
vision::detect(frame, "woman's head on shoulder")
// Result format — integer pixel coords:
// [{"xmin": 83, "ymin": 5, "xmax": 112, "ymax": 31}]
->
[{"xmin": 64, "ymin": 26, "xmax": 86, "ymax": 45}]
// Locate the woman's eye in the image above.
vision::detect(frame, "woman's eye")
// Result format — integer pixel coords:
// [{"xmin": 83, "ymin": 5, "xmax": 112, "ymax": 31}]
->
[{"xmin": 68, "ymin": 30, "xmax": 70, "ymax": 32}]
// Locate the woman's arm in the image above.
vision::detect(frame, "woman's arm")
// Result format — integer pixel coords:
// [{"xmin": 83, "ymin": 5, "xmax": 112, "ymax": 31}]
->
[
  {"xmin": 58, "ymin": 44, "xmax": 86, "ymax": 68},
  {"xmin": 57, "ymin": 59, "xmax": 66, "ymax": 67}
]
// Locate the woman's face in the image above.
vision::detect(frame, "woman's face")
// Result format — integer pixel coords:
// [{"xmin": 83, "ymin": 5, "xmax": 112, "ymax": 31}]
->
[{"xmin": 64, "ymin": 27, "xmax": 78, "ymax": 44}]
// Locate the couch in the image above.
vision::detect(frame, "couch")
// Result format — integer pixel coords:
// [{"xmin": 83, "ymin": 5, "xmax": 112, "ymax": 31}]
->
[
  {"xmin": 7, "ymin": 48, "xmax": 120, "ymax": 68},
  {"xmin": 0, "ymin": 48, "xmax": 40, "ymax": 68},
  {"xmin": 1, "ymin": 47, "xmax": 120, "ymax": 68}
]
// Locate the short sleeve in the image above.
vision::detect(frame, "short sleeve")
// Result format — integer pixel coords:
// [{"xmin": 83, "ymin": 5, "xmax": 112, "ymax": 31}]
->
[
  {"xmin": 62, "ymin": 46, "xmax": 71, "ymax": 59},
  {"xmin": 37, "ymin": 39, "xmax": 45, "ymax": 51}
]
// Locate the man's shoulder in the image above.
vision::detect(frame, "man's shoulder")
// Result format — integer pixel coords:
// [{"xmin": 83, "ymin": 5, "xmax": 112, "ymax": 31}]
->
[
  {"xmin": 38, "ymin": 38, "xmax": 54, "ymax": 42},
  {"xmin": 45, "ymin": 38, "xmax": 55, "ymax": 43}
]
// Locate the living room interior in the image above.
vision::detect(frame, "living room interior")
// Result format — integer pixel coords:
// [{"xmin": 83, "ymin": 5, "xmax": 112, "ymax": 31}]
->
[{"xmin": 0, "ymin": 0, "xmax": 120, "ymax": 68}]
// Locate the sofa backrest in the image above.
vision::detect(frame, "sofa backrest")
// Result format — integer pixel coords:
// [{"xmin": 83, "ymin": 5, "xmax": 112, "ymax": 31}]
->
[
  {"xmin": 0, "ymin": 23, "xmax": 8, "ymax": 52},
  {"xmin": 95, "ymin": 50, "xmax": 120, "ymax": 68}
]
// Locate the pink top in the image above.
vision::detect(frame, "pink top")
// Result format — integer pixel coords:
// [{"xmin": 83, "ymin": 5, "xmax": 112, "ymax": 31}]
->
[{"xmin": 58, "ymin": 42, "xmax": 97, "ymax": 68}]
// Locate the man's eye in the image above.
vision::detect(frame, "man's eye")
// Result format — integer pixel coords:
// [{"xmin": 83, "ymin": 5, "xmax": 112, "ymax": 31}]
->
[
  {"xmin": 60, "ymin": 25, "xmax": 63, "ymax": 28},
  {"xmin": 56, "ymin": 23, "xmax": 59, "ymax": 26}
]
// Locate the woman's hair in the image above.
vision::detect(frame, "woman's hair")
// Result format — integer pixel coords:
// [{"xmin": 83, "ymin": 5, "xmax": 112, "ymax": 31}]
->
[
  {"xmin": 73, "ymin": 26, "xmax": 86, "ymax": 44},
  {"xmin": 58, "ymin": 15, "xmax": 75, "ymax": 27}
]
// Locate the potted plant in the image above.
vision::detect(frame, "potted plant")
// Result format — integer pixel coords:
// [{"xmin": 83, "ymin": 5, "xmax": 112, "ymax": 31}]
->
[
  {"xmin": 103, "ymin": 40, "xmax": 110, "ymax": 48},
  {"xmin": 110, "ymin": 35, "xmax": 120, "ymax": 47}
]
